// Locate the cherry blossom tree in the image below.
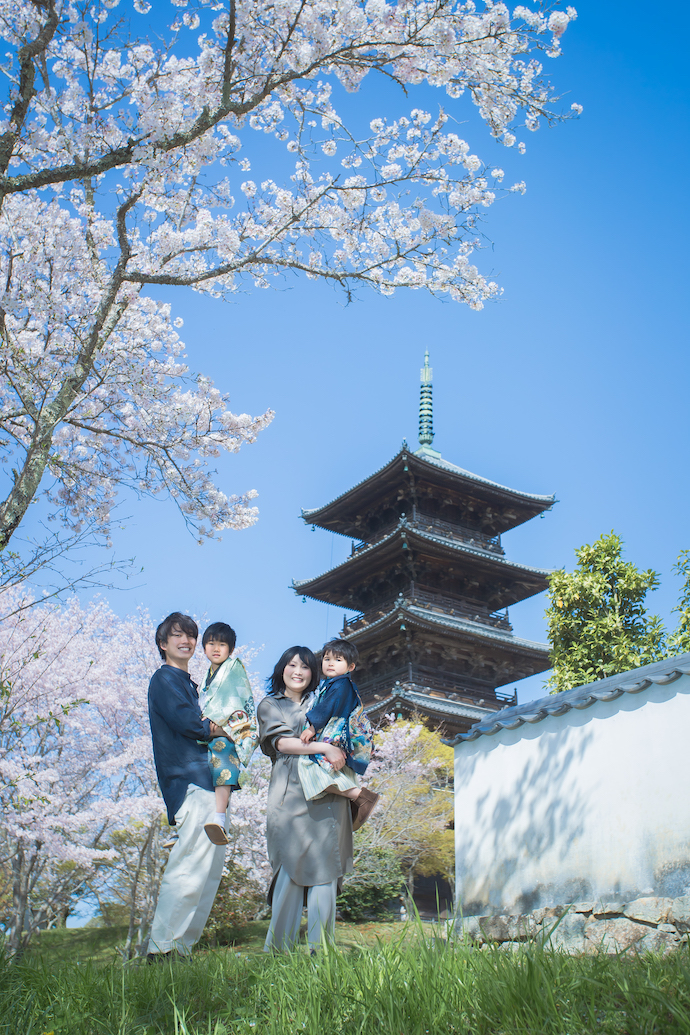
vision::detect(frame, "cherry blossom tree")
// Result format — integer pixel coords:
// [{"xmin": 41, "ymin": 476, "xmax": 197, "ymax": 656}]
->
[
  {"xmin": 0, "ymin": 589, "xmax": 165, "ymax": 954},
  {"xmin": 0, "ymin": 0, "xmax": 578, "ymax": 582}
]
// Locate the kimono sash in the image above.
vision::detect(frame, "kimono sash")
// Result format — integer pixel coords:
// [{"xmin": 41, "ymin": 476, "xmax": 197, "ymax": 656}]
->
[{"xmin": 199, "ymin": 657, "xmax": 258, "ymax": 768}]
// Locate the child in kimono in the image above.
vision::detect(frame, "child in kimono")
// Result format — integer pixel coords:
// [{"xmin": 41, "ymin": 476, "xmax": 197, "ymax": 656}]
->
[
  {"xmin": 198, "ymin": 621, "xmax": 259, "ymax": 846},
  {"xmin": 299, "ymin": 638, "xmax": 379, "ymax": 831}
]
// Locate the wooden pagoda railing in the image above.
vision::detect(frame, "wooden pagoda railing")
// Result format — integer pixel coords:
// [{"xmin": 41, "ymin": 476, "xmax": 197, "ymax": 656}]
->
[
  {"xmin": 357, "ymin": 670, "xmax": 517, "ymax": 707},
  {"xmin": 342, "ymin": 585, "xmax": 512, "ymax": 634},
  {"xmin": 350, "ymin": 511, "xmax": 504, "ymax": 557}
]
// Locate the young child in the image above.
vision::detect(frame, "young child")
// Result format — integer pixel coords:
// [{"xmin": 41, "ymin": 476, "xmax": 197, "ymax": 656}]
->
[
  {"xmin": 198, "ymin": 621, "xmax": 259, "ymax": 846},
  {"xmin": 299, "ymin": 638, "xmax": 379, "ymax": 831}
]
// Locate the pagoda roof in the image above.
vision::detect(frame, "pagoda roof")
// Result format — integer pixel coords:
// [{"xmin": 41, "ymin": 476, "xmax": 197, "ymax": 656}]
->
[
  {"xmin": 346, "ymin": 601, "xmax": 550, "ymax": 663},
  {"xmin": 365, "ymin": 688, "xmax": 494, "ymax": 727},
  {"xmin": 293, "ymin": 520, "xmax": 551, "ymax": 611},
  {"xmin": 301, "ymin": 447, "xmax": 555, "ymax": 538}
]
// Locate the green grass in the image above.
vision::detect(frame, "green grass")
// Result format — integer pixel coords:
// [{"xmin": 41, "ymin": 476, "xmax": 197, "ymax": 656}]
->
[
  {"xmin": 2, "ymin": 922, "xmax": 689, "ymax": 1034},
  {"xmin": 23, "ymin": 919, "xmax": 433, "ymax": 967}
]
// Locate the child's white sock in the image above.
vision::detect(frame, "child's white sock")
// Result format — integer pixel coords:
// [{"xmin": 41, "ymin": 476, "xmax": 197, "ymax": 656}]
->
[{"xmin": 213, "ymin": 812, "xmax": 227, "ymax": 829}]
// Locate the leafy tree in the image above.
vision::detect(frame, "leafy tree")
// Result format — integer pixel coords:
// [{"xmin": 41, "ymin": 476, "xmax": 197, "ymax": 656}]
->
[
  {"xmin": 355, "ymin": 719, "xmax": 454, "ymax": 899},
  {"xmin": 546, "ymin": 531, "xmax": 667, "ymax": 693},
  {"xmin": 0, "ymin": 0, "xmax": 578, "ymax": 592},
  {"xmin": 668, "ymin": 551, "xmax": 690, "ymax": 655},
  {"xmin": 338, "ymin": 848, "xmax": 404, "ymax": 922}
]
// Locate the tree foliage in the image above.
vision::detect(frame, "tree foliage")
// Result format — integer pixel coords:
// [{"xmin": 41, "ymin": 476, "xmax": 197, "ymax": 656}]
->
[
  {"xmin": 0, "ymin": 0, "xmax": 577, "ymax": 587},
  {"xmin": 0, "ymin": 588, "xmax": 163, "ymax": 954},
  {"xmin": 338, "ymin": 848, "xmax": 404, "ymax": 922},
  {"xmin": 546, "ymin": 531, "xmax": 668, "ymax": 693},
  {"xmin": 350, "ymin": 719, "xmax": 454, "ymax": 901},
  {"xmin": 668, "ymin": 550, "xmax": 690, "ymax": 656}
]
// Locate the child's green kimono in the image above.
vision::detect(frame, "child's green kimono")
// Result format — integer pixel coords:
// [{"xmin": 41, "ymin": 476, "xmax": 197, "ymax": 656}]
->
[{"xmin": 199, "ymin": 657, "xmax": 258, "ymax": 788}]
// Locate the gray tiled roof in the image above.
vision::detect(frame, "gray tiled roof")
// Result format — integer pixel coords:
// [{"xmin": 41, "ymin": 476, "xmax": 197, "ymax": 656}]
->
[
  {"xmin": 301, "ymin": 447, "xmax": 555, "ymax": 521},
  {"xmin": 367, "ymin": 687, "xmax": 494, "ymax": 724},
  {"xmin": 419, "ymin": 452, "xmax": 555, "ymax": 504},
  {"xmin": 345, "ymin": 601, "xmax": 549, "ymax": 655},
  {"xmin": 293, "ymin": 519, "xmax": 552, "ymax": 590},
  {"xmin": 448, "ymin": 653, "xmax": 690, "ymax": 745}
]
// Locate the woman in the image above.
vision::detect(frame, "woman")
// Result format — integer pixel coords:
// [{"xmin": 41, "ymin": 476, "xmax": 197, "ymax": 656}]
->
[{"xmin": 257, "ymin": 646, "xmax": 353, "ymax": 952}]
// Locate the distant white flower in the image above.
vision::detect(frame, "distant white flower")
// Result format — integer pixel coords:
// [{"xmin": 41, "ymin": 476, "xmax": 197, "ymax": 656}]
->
[{"xmin": 548, "ymin": 11, "xmax": 570, "ymax": 36}]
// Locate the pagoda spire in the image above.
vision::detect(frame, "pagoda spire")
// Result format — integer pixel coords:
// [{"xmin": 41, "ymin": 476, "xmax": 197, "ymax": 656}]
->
[{"xmin": 416, "ymin": 350, "xmax": 441, "ymax": 459}]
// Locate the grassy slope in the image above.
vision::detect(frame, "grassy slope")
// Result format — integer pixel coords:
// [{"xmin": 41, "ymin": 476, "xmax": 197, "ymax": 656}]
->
[
  {"xmin": 2, "ymin": 923, "xmax": 689, "ymax": 1035},
  {"xmin": 23, "ymin": 919, "xmax": 426, "ymax": 965}
]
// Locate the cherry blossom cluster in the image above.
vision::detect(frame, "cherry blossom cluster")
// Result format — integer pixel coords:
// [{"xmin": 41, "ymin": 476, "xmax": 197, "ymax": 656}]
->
[
  {"xmin": 0, "ymin": 0, "xmax": 576, "ymax": 550},
  {"xmin": 0, "ymin": 590, "xmax": 163, "ymax": 947}
]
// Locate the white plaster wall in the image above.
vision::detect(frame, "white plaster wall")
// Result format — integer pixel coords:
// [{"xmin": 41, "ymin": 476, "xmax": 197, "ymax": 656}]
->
[{"xmin": 454, "ymin": 675, "xmax": 690, "ymax": 915}]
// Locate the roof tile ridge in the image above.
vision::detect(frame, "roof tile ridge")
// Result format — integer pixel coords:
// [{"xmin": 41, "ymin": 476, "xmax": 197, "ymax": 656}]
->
[
  {"xmin": 417, "ymin": 452, "xmax": 556, "ymax": 504},
  {"xmin": 291, "ymin": 523, "xmax": 402, "ymax": 590},
  {"xmin": 301, "ymin": 449, "xmax": 404, "ymax": 521},
  {"xmin": 410, "ymin": 525, "xmax": 554, "ymax": 575},
  {"xmin": 448, "ymin": 652, "xmax": 690, "ymax": 746}
]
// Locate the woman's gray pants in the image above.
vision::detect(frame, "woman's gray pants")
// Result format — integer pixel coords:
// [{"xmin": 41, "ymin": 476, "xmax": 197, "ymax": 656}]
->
[{"xmin": 263, "ymin": 866, "xmax": 337, "ymax": 952}]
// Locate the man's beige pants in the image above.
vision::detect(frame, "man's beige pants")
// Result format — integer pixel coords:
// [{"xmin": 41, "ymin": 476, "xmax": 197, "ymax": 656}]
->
[{"xmin": 149, "ymin": 785, "xmax": 226, "ymax": 955}]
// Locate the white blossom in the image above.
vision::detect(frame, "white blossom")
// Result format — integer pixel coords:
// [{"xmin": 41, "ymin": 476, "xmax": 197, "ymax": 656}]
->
[{"xmin": 0, "ymin": 0, "xmax": 575, "ymax": 553}]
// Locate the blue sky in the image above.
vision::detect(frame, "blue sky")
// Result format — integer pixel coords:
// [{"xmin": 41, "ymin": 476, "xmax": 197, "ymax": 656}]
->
[{"xmin": 61, "ymin": 1, "xmax": 690, "ymax": 702}]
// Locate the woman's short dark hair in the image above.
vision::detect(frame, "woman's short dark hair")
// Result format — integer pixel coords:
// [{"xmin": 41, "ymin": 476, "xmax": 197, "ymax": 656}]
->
[
  {"xmin": 155, "ymin": 612, "xmax": 198, "ymax": 660},
  {"xmin": 267, "ymin": 646, "xmax": 319, "ymax": 697},
  {"xmin": 202, "ymin": 621, "xmax": 237, "ymax": 652},
  {"xmin": 322, "ymin": 638, "xmax": 359, "ymax": 667}
]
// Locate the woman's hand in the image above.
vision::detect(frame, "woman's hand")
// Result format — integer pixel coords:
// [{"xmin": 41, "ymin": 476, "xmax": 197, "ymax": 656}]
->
[
  {"xmin": 274, "ymin": 737, "xmax": 346, "ymax": 770},
  {"xmin": 321, "ymin": 743, "xmax": 346, "ymax": 770}
]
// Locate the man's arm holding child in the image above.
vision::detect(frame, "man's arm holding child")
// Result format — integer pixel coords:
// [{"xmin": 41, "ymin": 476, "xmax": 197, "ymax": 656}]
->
[{"xmin": 150, "ymin": 669, "xmax": 223, "ymax": 742}]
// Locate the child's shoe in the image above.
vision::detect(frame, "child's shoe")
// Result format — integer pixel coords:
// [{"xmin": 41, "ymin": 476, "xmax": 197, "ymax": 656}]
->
[
  {"xmin": 162, "ymin": 831, "xmax": 179, "ymax": 849},
  {"xmin": 351, "ymin": 787, "xmax": 380, "ymax": 831},
  {"xmin": 204, "ymin": 822, "xmax": 230, "ymax": 846}
]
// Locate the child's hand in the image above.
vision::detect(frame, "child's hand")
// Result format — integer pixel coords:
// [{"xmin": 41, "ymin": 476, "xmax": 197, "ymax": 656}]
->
[{"xmin": 300, "ymin": 725, "xmax": 316, "ymax": 743}]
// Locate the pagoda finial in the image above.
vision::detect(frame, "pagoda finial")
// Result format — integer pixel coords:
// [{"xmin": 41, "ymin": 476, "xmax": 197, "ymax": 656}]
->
[
  {"xmin": 415, "ymin": 351, "xmax": 441, "ymax": 458},
  {"xmin": 418, "ymin": 351, "xmax": 434, "ymax": 447}
]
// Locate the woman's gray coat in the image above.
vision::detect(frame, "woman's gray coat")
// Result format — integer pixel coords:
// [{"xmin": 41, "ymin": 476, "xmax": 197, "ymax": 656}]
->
[{"xmin": 257, "ymin": 691, "xmax": 353, "ymax": 890}]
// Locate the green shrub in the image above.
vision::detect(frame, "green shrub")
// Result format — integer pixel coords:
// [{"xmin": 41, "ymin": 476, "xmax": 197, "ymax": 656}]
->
[
  {"xmin": 200, "ymin": 866, "xmax": 264, "ymax": 947},
  {"xmin": 338, "ymin": 848, "xmax": 404, "ymax": 922}
]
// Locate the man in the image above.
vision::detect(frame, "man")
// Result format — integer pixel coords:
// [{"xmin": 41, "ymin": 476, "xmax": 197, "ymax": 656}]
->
[{"xmin": 147, "ymin": 611, "xmax": 226, "ymax": 960}]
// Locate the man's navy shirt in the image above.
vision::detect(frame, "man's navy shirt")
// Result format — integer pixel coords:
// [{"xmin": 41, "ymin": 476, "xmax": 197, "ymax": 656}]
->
[{"xmin": 148, "ymin": 664, "xmax": 214, "ymax": 824}]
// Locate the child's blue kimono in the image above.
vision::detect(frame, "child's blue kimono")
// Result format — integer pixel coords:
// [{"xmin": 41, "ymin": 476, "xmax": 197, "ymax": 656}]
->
[
  {"xmin": 198, "ymin": 657, "xmax": 258, "ymax": 789},
  {"xmin": 298, "ymin": 674, "xmax": 371, "ymax": 801}
]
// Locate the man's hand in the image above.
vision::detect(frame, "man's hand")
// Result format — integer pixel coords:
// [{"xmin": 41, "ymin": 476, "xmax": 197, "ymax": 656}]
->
[
  {"xmin": 208, "ymin": 721, "xmax": 226, "ymax": 738},
  {"xmin": 300, "ymin": 725, "xmax": 316, "ymax": 743}
]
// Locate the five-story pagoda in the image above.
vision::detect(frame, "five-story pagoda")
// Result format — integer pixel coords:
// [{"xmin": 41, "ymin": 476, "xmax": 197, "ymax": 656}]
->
[{"xmin": 293, "ymin": 354, "xmax": 554, "ymax": 738}]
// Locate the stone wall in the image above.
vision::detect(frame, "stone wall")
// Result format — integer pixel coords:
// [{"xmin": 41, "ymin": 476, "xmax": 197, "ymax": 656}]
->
[{"xmin": 457, "ymin": 896, "xmax": 690, "ymax": 954}]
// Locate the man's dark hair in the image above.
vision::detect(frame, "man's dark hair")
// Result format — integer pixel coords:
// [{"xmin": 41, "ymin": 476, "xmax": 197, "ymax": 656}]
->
[
  {"xmin": 322, "ymin": 638, "xmax": 359, "ymax": 667},
  {"xmin": 267, "ymin": 646, "xmax": 320, "ymax": 697},
  {"xmin": 155, "ymin": 612, "xmax": 198, "ymax": 660},
  {"xmin": 202, "ymin": 621, "xmax": 237, "ymax": 652}
]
